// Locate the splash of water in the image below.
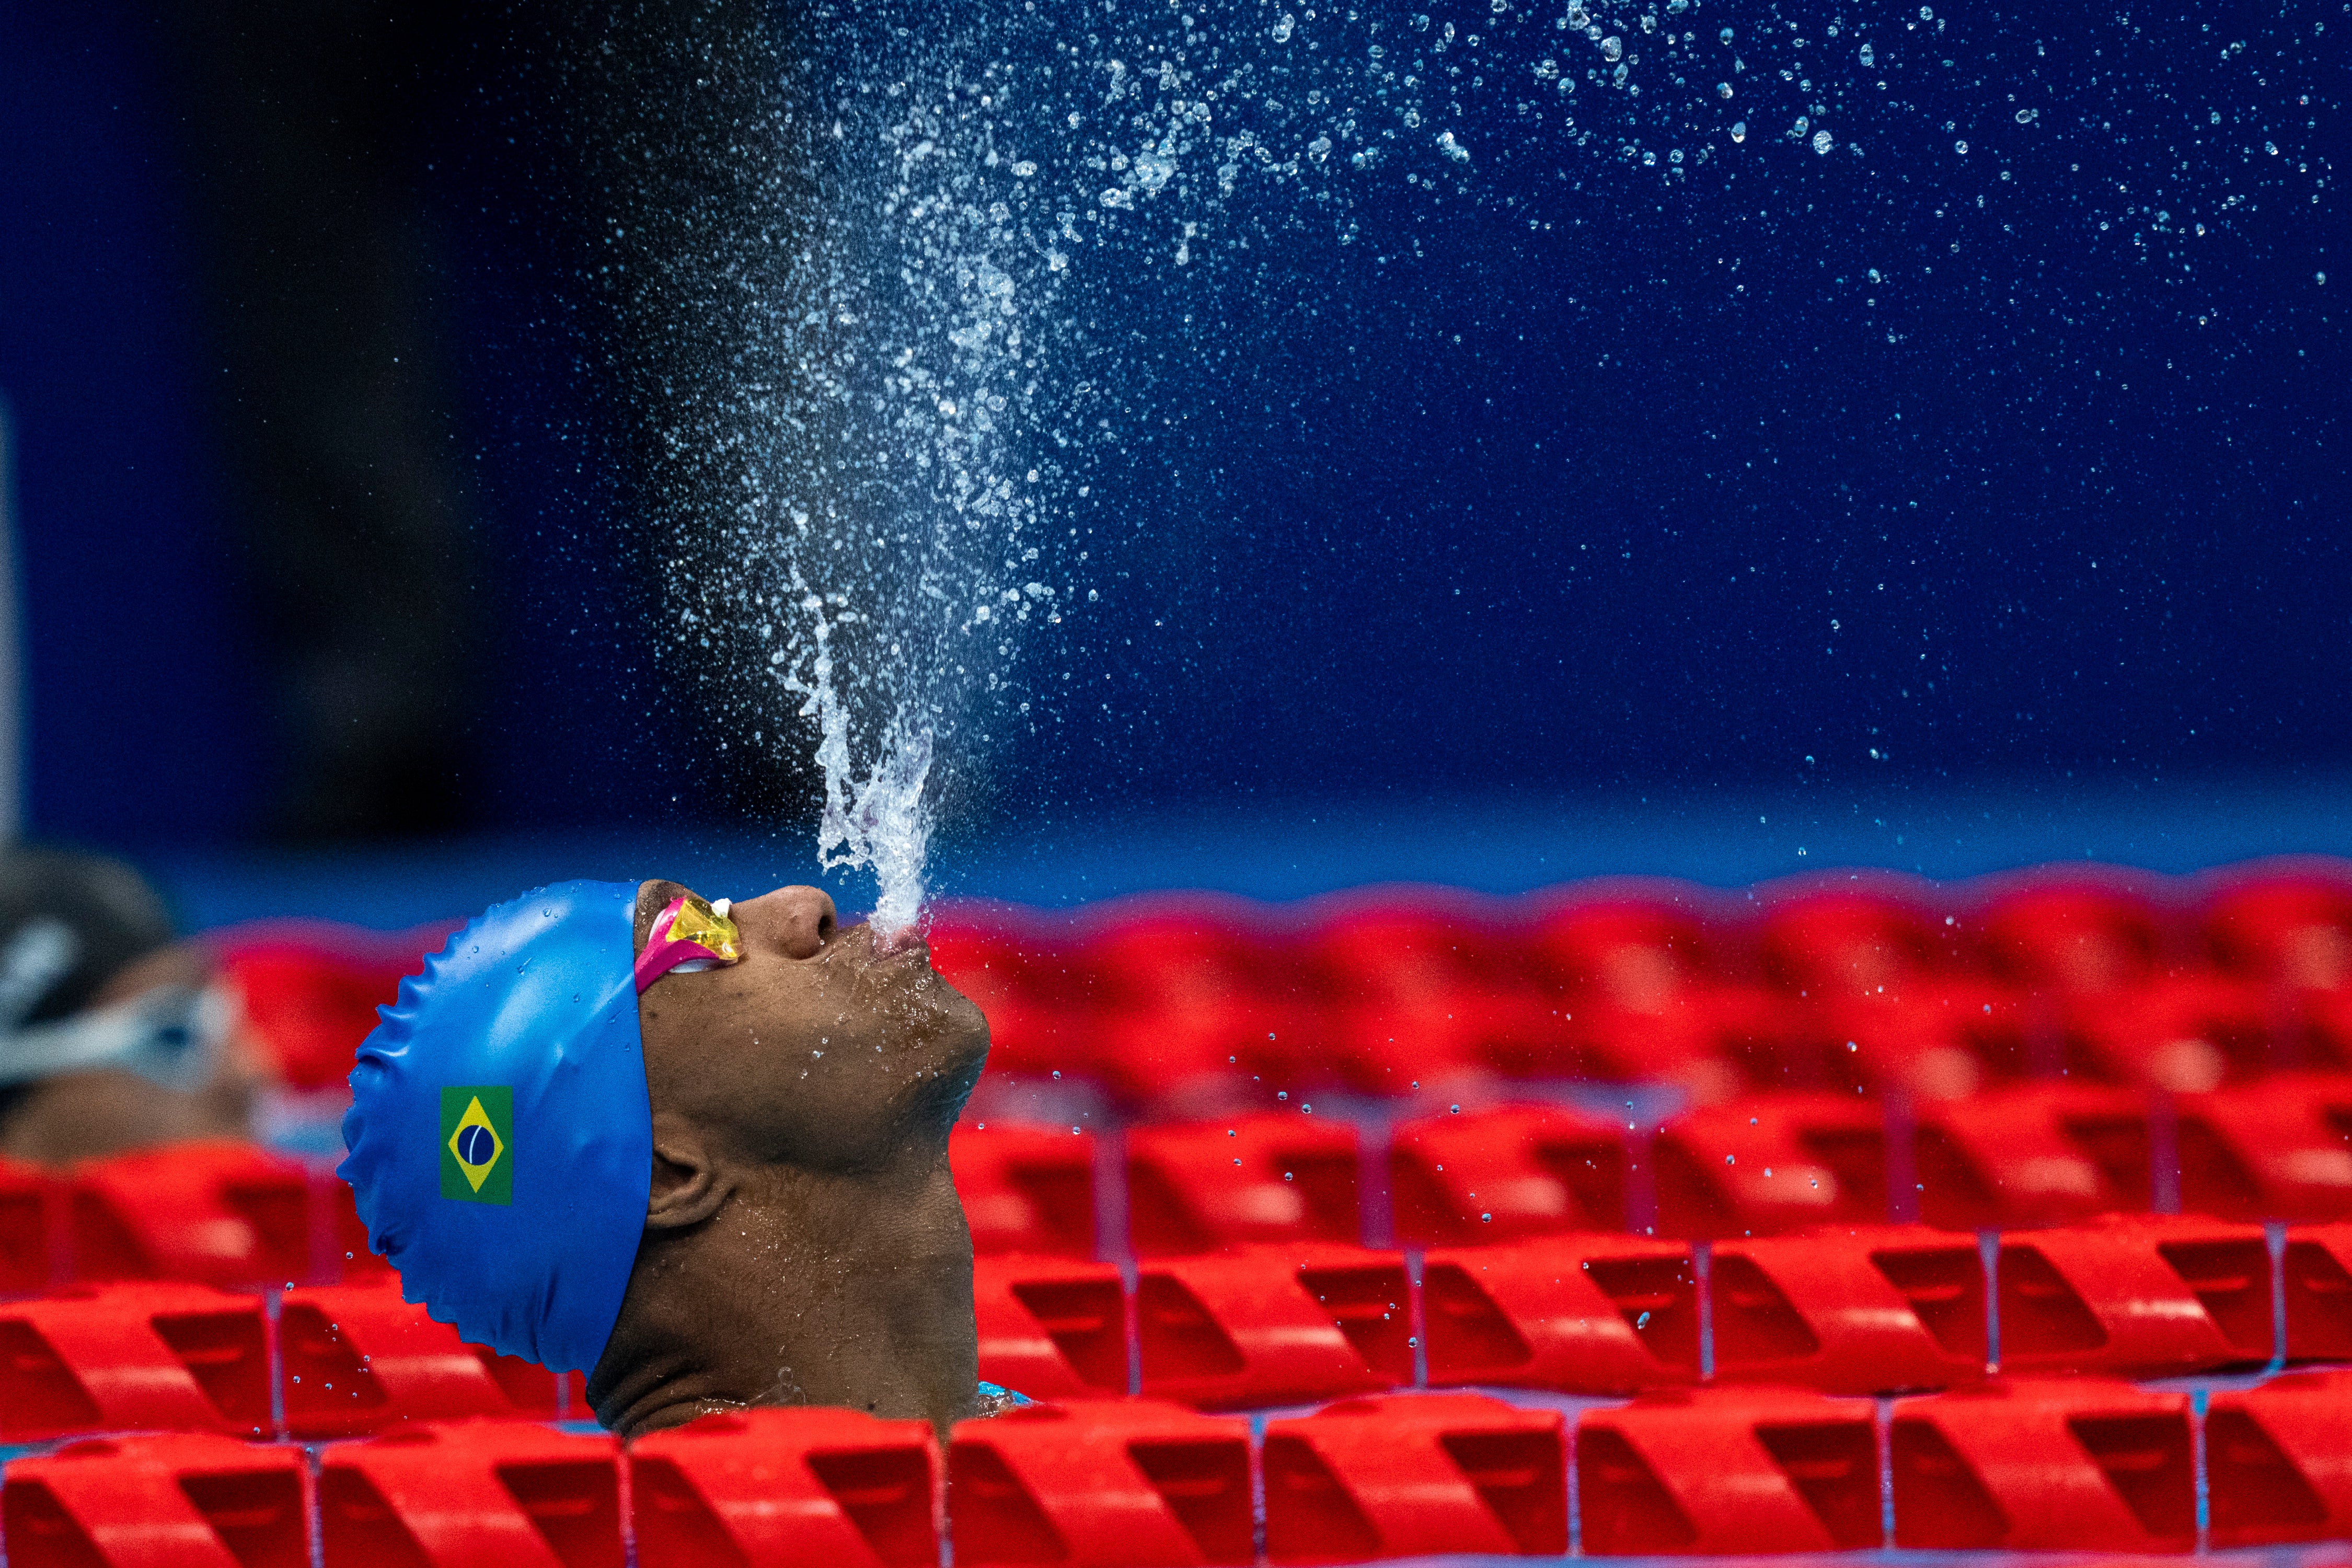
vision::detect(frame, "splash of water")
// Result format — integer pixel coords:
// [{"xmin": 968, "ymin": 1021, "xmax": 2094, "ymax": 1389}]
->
[
  {"xmin": 785, "ymin": 587, "xmax": 935, "ymax": 937},
  {"xmin": 636, "ymin": 0, "xmax": 2320, "ymax": 931}
]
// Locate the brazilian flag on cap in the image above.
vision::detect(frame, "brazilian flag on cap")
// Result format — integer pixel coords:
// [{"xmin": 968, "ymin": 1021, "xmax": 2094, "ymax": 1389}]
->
[{"xmin": 441, "ymin": 1086, "xmax": 513, "ymax": 1204}]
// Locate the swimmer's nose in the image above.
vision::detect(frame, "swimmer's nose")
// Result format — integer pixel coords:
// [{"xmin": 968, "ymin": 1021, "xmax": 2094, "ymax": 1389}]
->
[{"xmin": 732, "ymin": 885, "xmax": 838, "ymax": 960}]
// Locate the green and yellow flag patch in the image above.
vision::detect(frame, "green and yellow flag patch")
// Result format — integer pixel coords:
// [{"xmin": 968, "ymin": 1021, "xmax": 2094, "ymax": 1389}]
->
[{"xmin": 440, "ymin": 1086, "xmax": 512, "ymax": 1204}]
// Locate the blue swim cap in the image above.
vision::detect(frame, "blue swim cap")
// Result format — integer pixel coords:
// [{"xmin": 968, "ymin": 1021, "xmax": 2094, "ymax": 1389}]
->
[{"xmin": 338, "ymin": 880, "xmax": 652, "ymax": 1374}]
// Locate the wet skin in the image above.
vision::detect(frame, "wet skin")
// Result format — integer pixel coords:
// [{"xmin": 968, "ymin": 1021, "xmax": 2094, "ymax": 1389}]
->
[{"xmin": 586, "ymin": 880, "xmax": 991, "ymax": 1438}]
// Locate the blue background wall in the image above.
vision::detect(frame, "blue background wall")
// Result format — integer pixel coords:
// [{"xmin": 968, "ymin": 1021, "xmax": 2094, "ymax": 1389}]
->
[{"xmin": 0, "ymin": 3, "xmax": 263, "ymax": 841}]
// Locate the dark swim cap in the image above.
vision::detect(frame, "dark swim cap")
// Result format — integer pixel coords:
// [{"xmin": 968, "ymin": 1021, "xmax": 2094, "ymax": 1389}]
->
[{"xmin": 338, "ymin": 880, "xmax": 651, "ymax": 1374}]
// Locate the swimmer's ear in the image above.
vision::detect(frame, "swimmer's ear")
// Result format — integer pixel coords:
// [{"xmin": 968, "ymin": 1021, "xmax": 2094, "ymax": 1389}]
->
[{"xmin": 645, "ymin": 1110, "xmax": 732, "ymax": 1230}]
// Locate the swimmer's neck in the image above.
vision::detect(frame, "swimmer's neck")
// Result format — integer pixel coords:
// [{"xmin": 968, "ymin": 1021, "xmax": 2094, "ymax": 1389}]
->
[{"xmin": 586, "ymin": 1154, "xmax": 978, "ymax": 1439}]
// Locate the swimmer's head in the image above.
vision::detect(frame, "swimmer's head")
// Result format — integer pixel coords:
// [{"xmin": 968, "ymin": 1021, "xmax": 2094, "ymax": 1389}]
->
[
  {"xmin": 339, "ymin": 877, "xmax": 989, "ymax": 1426},
  {"xmin": 0, "ymin": 846, "xmax": 260, "ymax": 1163}
]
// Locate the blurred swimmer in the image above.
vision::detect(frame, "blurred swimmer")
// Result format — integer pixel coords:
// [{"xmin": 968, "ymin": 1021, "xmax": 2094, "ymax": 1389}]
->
[
  {"xmin": 340, "ymin": 879, "xmax": 1000, "ymax": 1435},
  {"xmin": 0, "ymin": 847, "xmax": 260, "ymax": 1163}
]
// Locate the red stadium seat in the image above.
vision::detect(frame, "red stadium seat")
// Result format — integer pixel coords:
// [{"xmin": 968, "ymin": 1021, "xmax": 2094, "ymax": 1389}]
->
[
  {"xmin": 953, "ymin": 1123, "xmax": 1099, "ymax": 1259},
  {"xmin": 1387, "ymin": 1101, "xmax": 1625, "ymax": 1243},
  {"xmin": 2175, "ymin": 1074, "xmax": 2352, "ymax": 1221},
  {"xmin": 1973, "ymin": 877, "xmax": 2174, "ymax": 993},
  {"xmin": 1517, "ymin": 894, "xmax": 1753, "ymax": 1087},
  {"xmin": 2, "ymin": 1431, "xmax": 310, "ymax": 1568},
  {"xmin": 1912, "ymin": 1083, "xmax": 2153, "ymax": 1230},
  {"xmin": 1126, "ymin": 1115, "xmax": 1360, "ymax": 1256},
  {"xmin": 1653, "ymin": 1093, "xmax": 1887, "ymax": 1237},
  {"xmin": 1527, "ymin": 986, "xmax": 1789, "ymax": 1091},
  {"xmin": 2060, "ymin": 974, "xmax": 2276, "ymax": 1089},
  {"xmin": 1135, "ymin": 1244, "xmax": 1410, "ymax": 1409},
  {"xmin": 1576, "ymin": 1387, "xmax": 1882, "ymax": 1554},
  {"xmin": 319, "ymin": 1419, "xmax": 623, "ymax": 1567},
  {"xmin": 1710, "ymin": 1226, "xmax": 1987, "ymax": 1394},
  {"xmin": 1803, "ymin": 984, "xmax": 2036, "ymax": 1098},
  {"xmin": 1419, "ymin": 1235, "xmax": 1698, "ymax": 1393},
  {"xmin": 1996, "ymin": 1215, "xmax": 2274, "ymax": 1377},
  {"xmin": 1889, "ymin": 1379, "xmax": 2194, "ymax": 1551},
  {"xmin": 0, "ymin": 1283, "xmax": 270, "ymax": 1443},
  {"xmin": 1262, "ymin": 1394, "xmax": 1566, "ymax": 1560},
  {"xmin": 1070, "ymin": 901, "xmax": 1317, "ymax": 1103},
  {"xmin": 219, "ymin": 930, "xmax": 433, "ymax": 1092},
  {"xmin": 0, "ymin": 1155, "xmax": 56, "ymax": 1297},
  {"xmin": 973, "ymin": 1255, "xmax": 1131, "ymax": 1399},
  {"xmin": 319, "ymin": 1170, "xmax": 395, "ymax": 1282},
  {"xmin": 632, "ymin": 1408, "xmax": 939, "ymax": 1568},
  {"xmin": 1304, "ymin": 898, "xmax": 1558, "ymax": 1092},
  {"xmin": 280, "ymin": 1282, "xmax": 576, "ymax": 1438},
  {"xmin": 2201, "ymin": 868, "xmax": 2352, "ymax": 987},
  {"xmin": 2287, "ymin": 985, "xmax": 2352, "ymax": 1072},
  {"xmin": 1524, "ymin": 894, "xmax": 1724, "ymax": 1002},
  {"xmin": 2280, "ymin": 1223, "xmax": 2352, "ymax": 1361},
  {"xmin": 2206, "ymin": 1369, "xmax": 2352, "ymax": 1548},
  {"xmin": 66, "ymin": 1141, "xmax": 314, "ymax": 1289},
  {"xmin": 1755, "ymin": 885, "xmax": 1957, "ymax": 999},
  {"xmin": 949, "ymin": 1400, "xmax": 1253, "ymax": 1568},
  {"xmin": 928, "ymin": 920, "xmax": 1089, "ymax": 1090}
]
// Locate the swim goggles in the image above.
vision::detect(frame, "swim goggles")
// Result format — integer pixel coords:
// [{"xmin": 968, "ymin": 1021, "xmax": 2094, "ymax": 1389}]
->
[{"xmin": 632, "ymin": 894, "xmax": 745, "ymax": 992}]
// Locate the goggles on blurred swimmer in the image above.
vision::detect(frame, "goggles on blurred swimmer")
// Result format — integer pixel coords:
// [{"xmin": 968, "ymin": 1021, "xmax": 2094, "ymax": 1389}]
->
[
  {"xmin": 0, "ymin": 918, "xmax": 230, "ymax": 1091},
  {"xmin": 632, "ymin": 894, "xmax": 744, "ymax": 992}
]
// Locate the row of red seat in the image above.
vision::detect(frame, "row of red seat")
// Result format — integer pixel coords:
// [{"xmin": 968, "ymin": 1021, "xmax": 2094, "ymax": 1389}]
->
[
  {"xmin": 2, "ymin": 1076, "xmax": 2339, "ymax": 1315},
  {"xmin": 958, "ymin": 1078, "xmax": 2352, "ymax": 1258},
  {"xmin": 6, "ymin": 1215, "xmax": 2334, "ymax": 1446},
  {"xmin": 0, "ymin": 1280, "xmax": 582, "ymax": 1446},
  {"xmin": 978, "ymin": 1219, "xmax": 2352, "ymax": 1406},
  {"xmin": 212, "ymin": 866, "xmax": 2352, "ymax": 1099},
  {"xmin": 0, "ymin": 1141, "xmax": 378, "ymax": 1299},
  {"xmin": 13, "ymin": 1377, "xmax": 2352, "ymax": 1564},
  {"xmin": 965, "ymin": 963, "xmax": 2352, "ymax": 1105},
  {"xmin": 941, "ymin": 866, "xmax": 2352, "ymax": 1006}
]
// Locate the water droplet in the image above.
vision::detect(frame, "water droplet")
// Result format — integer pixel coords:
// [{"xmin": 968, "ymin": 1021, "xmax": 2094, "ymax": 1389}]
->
[{"xmin": 1132, "ymin": 147, "xmax": 1175, "ymax": 193}]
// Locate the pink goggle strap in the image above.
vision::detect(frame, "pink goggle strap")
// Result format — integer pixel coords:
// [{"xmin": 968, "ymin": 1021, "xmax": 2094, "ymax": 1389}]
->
[{"xmin": 633, "ymin": 896, "xmax": 736, "ymax": 993}]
